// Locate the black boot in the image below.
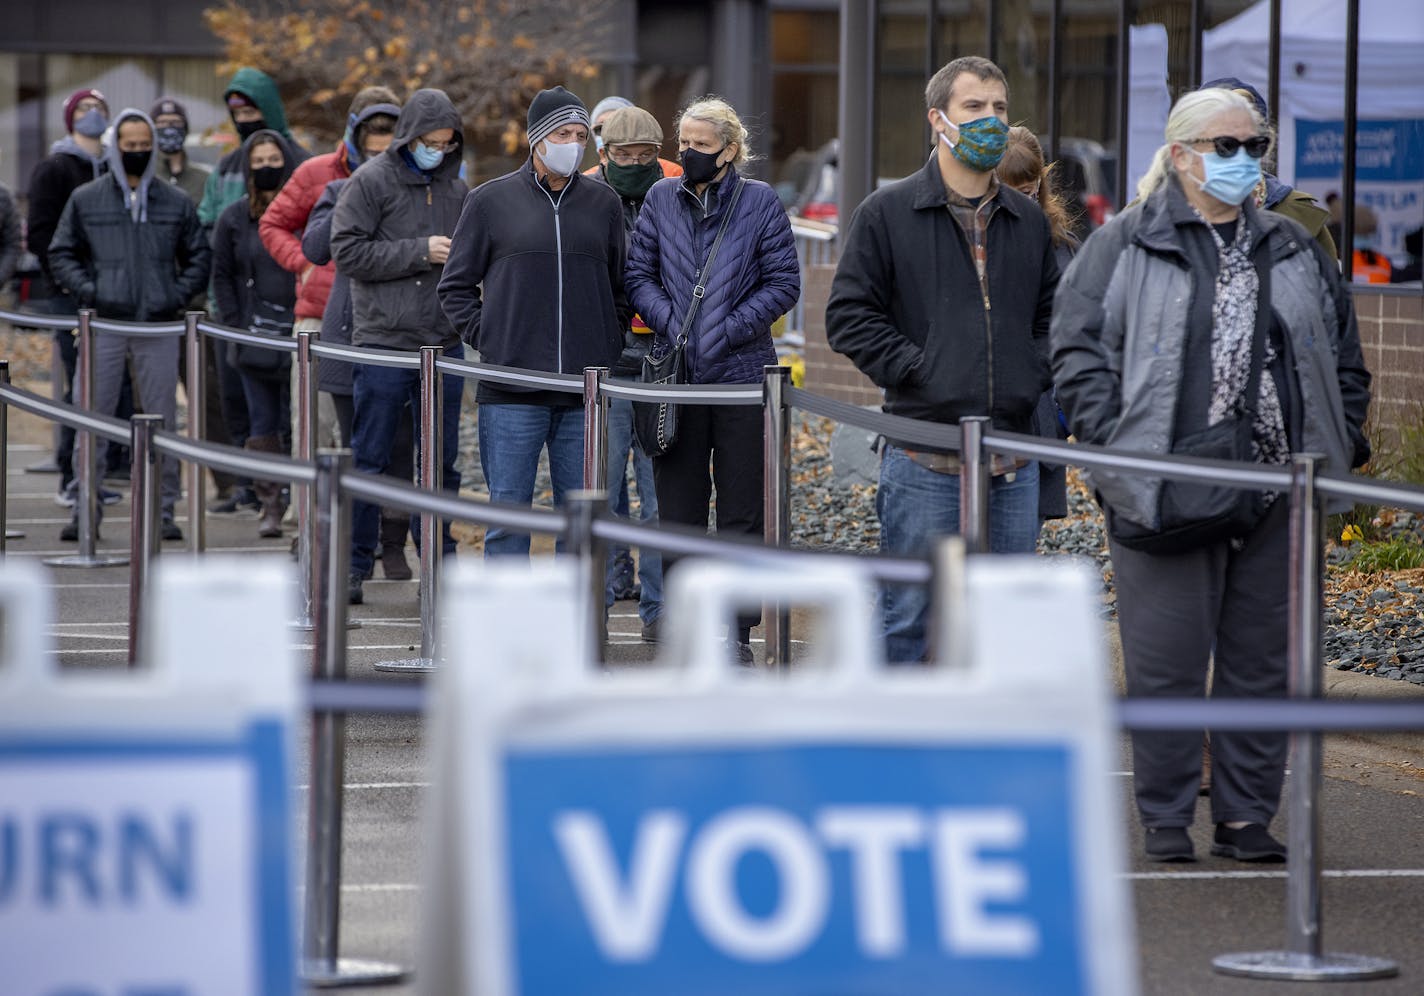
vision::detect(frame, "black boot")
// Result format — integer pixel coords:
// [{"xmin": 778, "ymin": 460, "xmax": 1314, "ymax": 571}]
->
[{"xmin": 380, "ymin": 514, "xmax": 413, "ymax": 580}]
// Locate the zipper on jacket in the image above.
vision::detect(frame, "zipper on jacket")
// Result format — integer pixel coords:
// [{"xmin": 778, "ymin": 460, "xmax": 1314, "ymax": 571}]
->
[
  {"xmin": 950, "ymin": 204, "xmax": 995, "ymax": 417},
  {"xmin": 535, "ymin": 179, "xmax": 568, "ymax": 371}
]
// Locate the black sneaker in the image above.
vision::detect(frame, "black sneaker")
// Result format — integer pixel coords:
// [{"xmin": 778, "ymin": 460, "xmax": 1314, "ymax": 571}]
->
[
  {"xmin": 640, "ymin": 617, "xmax": 661, "ymax": 644},
  {"xmin": 161, "ymin": 519, "xmax": 184, "ymax": 542},
  {"xmin": 1144, "ymin": 826, "xmax": 1196, "ymax": 863},
  {"xmin": 60, "ymin": 520, "xmax": 79, "ymax": 542},
  {"xmin": 1211, "ymin": 823, "xmax": 1286, "ymax": 862},
  {"xmin": 209, "ymin": 486, "xmax": 259, "ymax": 515},
  {"xmin": 348, "ymin": 571, "xmax": 365, "ymax": 606}
]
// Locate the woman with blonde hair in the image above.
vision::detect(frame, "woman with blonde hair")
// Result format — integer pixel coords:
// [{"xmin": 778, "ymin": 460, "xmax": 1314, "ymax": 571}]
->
[
  {"xmin": 625, "ymin": 96, "xmax": 801, "ymax": 665},
  {"xmin": 1051, "ymin": 87, "xmax": 1371, "ymax": 864}
]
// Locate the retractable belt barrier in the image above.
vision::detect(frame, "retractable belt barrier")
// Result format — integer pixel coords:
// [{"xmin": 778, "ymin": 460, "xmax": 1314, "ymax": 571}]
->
[{"xmin": 0, "ymin": 557, "xmax": 301, "ymax": 995}]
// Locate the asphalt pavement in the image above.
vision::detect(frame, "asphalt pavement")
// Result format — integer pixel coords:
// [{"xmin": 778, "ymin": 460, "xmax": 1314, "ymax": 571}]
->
[{"xmin": 6, "ymin": 438, "xmax": 1424, "ymax": 995}]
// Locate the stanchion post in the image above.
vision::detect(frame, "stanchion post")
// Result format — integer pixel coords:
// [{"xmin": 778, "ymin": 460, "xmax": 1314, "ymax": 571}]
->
[
  {"xmin": 45, "ymin": 310, "xmax": 127, "ymax": 568},
  {"xmin": 126, "ymin": 415, "xmax": 162, "ymax": 667},
  {"xmin": 567, "ymin": 489, "xmax": 608, "ymax": 663},
  {"xmin": 292, "ymin": 330, "xmax": 317, "ymax": 628},
  {"xmin": 302, "ymin": 448, "xmax": 409, "ymax": 987},
  {"xmin": 929, "ymin": 535, "xmax": 969, "ymax": 670},
  {"xmin": 762, "ymin": 364, "xmax": 792, "ymax": 669},
  {"xmin": 958, "ymin": 416, "xmax": 990, "ymax": 554},
  {"xmin": 373, "ymin": 347, "xmax": 441, "ymax": 673},
  {"xmin": 183, "ymin": 311, "xmax": 206, "ymax": 555},
  {"xmin": 1213, "ymin": 453, "xmax": 1397, "ymax": 982},
  {"xmin": 582, "ymin": 366, "xmax": 609, "ymax": 492}
]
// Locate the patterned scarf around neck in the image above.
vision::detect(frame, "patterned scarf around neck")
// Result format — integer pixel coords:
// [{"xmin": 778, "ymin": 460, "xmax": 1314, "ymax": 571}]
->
[{"xmin": 1196, "ymin": 210, "xmax": 1289, "ymax": 466}]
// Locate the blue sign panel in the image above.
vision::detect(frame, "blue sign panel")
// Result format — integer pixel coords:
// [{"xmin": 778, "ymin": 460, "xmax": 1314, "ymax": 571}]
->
[
  {"xmin": 503, "ymin": 742, "xmax": 1083, "ymax": 996},
  {"xmin": 1296, "ymin": 119, "xmax": 1424, "ymax": 183}
]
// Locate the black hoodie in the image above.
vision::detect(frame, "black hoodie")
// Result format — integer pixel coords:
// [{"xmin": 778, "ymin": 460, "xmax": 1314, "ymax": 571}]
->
[
  {"xmin": 330, "ymin": 88, "xmax": 467, "ymax": 351},
  {"xmin": 211, "ymin": 130, "xmax": 299, "ymax": 334}
]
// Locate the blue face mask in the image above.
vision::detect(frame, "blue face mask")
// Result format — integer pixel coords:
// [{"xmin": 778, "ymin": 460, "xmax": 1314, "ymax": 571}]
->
[
  {"xmin": 936, "ymin": 110, "xmax": 1009, "ymax": 173},
  {"xmin": 1190, "ymin": 146, "xmax": 1262, "ymax": 206},
  {"xmin": 411, "ymin": 142, "xmax": 444, "ymax": 171}
]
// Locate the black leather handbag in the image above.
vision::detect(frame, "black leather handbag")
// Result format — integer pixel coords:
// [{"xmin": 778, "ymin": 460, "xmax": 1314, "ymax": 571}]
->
[{"xmin": 633, "ymin": 179, "xmax": 744, "ymax": 458}]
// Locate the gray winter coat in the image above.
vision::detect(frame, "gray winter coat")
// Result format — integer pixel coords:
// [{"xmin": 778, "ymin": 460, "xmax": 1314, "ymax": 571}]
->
[
  {"xmin": 1050, "ymin": 176, "xmax": 1371, "ymax": 526},
  {"xmin": 331, "ymin": 89, "xmax": 466, "ymax": 351}
]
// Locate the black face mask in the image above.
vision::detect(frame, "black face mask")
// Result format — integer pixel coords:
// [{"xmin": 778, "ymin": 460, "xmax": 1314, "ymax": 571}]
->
[
  {"xmin": 252, "ymin": 166, "xmax": 284, "ymax": 192},
  {"xmin": 681, "ymin": 146, "xmax": 727, "ymax": 185},
  {"xmin": 155, "ymin": 125, "xmax": 186, "ymax": 155},
  {"xmin": 120, "ymin": 150, "xmax": 151, "ymax": 178},
  {"xmin": 235, "ymin": 118, "xmax": 266, "ymax": 141},
  {"xmin": 604, "ymin": 160, "xmax": 661, "ymax": 200}
]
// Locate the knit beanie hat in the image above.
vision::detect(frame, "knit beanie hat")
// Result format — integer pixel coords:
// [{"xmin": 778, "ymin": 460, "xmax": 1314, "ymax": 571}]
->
[
  {"xmin": 149, "ymin": 96, "xmax": 189, "ymax": 130},
  {"xmin": 63, "ymin": 88, "xmax": 108, "ymax": 132},
  {"xmin": 590, "ymin": 95, "xmax": 633, "ymax": 127},
  {"xmin": 526, "ymin": 86, "xmax": 590, "ymax": 148},
  {"xmin": 600, "ymin": 106, "xmax": 663, "ymax": 148}
]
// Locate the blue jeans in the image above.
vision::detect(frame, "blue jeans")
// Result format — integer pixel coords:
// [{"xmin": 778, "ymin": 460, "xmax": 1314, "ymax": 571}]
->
[
  {"xmin": 349, "ymin": 345, "xmax": 463, "ymax": 578},
  {"xmin": 877, "ymin": 445, "xmax": 1040, "ymax": 664},
  {"xmin": 604, "ymin": 399, "xmax": 662, "ymax": 624},
  {"xmin": 478, "ymin": 403, "xmax": 584, "ymax": 558}
]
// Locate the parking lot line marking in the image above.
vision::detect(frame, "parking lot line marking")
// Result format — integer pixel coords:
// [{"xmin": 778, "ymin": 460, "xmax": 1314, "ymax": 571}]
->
[
  {"xmin": 1127, "ymin": 868, "xmax": 1424, "ymax": 881},
  {"xmin": 340, "ymin": 883, "xmax": 420, "ymax": 893}
]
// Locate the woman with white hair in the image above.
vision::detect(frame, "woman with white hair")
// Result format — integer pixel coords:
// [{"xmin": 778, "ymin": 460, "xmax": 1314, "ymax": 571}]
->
[
  {"xmin": 625, "ymin": 96, "xmax": 800, "ymax": 666},
  {"xmin": 1051, "ymin": 87, "xmax": 1372, "ymax": 864}
]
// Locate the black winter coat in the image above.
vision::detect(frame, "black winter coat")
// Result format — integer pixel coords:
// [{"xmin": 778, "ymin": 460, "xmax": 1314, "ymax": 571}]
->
[
  {"xmin": 826, "ymin": 156, "xmax": 1060, "ymax": 444},
  {"xmin": 302, "ymin": 178, "xmax": 354, "ymax": 396},
  {"xmin": 211, "ymin": 130, "xmax": 299, "ymax": 333},
  {"xmin": 47, "ymin": 164, "xmax": 210, "ymax": 322},
  {"xmin": 439, "ymin": 161, "xmax": 628, "ymax": 406},
  {"xmin": 26, "ymin": 140, "xmax": 105, "ymax": 294},
  {"xmin": 331, "ymin": 89, "xmax": 467, "ymax": 352},
  {"xmin": 0, "ymin": 183, "xmax": 20, "ymax": 290}
]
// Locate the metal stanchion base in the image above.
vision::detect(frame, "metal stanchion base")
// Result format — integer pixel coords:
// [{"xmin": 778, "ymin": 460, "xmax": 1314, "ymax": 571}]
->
[
  {"xmin": 24, "ymin": 459, "xmax": 61, "ymax": 474},
  {"xmin": 1214, "ymin": 951, "xmax": 1399, "ymax": 981},
  {"xmin": 6, "ymin": 529, "xmax": 23, "ymax": 539},
  {"xmin": 372, "ymin": 657, "xmax": 436, "ymax": 674},
  {"xmin": 300, "ymin": 957, "xmax": 411, "ymax": 988},
  {"xmin": 42, "ymin": 553, "xmax": 129, "ymax": 568},
  {"xmin": 291, "ymin": 615, "xmax": 362, "ymax": 632}
]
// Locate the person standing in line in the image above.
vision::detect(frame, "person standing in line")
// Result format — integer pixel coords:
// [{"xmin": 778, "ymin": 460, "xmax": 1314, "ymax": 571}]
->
[
  {"xmin": 625, "ymin": 96, "xmax": 800, "ymax": 665},
  {"xmin": 439, "ymin": 86, "xmax": 628, "ymax": 562},
  {"xmin": 588, "ymin": 94, "xmax": 632, "ymax": 168},
  {"xmin": 587, "ymin": 105, "xmax": 683, "ymax": 642},
  {"xmin": 211, "ymin": 130, "xmax": 299, "ymax": 540},
  {"xmin": 1051, "ymin": 88, "xmax": 1371, "ymax": 863},
  {"xmin": 260, "ymin": 87, "xmax": 415, "ymax": 579},
  {"xmin": 825, "ymin": 56, "xmax": 1059, "ymax": 664},
  {"xmin": 150, "ymin": 97, "xmax": 210, "ymax": 203},
  {"xmin": 331, "ymin": 89, "xmax": 467, "ymax": 605},
  {"xmin": 25, "ymin": 88, "xmax": 115, "ymax": 500},
  {"xmin": 997, "ymin": 125, "xmax": 1079, "ymax": 525},
  {"xmin": 47, "ymin": 108, "xmax": 211, "ymax": 542},
  {"xmin": 0, "ymin": 171, "xmax": 19, "ymax": 296}
]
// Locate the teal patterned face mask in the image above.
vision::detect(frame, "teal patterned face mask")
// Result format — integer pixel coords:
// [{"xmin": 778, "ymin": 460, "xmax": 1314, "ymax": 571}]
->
[{"xmin": 936, "ymin": 110, "xmax": 1009, "ymax": 173}]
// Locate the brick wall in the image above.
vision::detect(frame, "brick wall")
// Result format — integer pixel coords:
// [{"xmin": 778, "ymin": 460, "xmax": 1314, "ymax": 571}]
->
[
  {"xmin": 804, "ymin": 271, "xmax": 1424, "ymax": 440},
  {"xmin": 1353, "ymin": 287, "xmax": 1424, "ymax": 442}
]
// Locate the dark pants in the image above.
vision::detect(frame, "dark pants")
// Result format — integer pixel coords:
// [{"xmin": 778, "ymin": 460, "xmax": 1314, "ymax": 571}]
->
[
  {"xmin": 349, "ymin": 345, "xmax": 462, "ymax": 577},
  {"xmin": 178, "ymin": 334, "xmax": 239, "ymax": 492},
  {"xmin": 1110, "ymin": 498, "xmax": 1291, "ymax": 829},
  {"xmin": 239, "ymin": 368, "xmax": 291, "ymax": 442},
  {"xmin": 652, "ymin": 402, "xmax": 764, "ymax": 639}
]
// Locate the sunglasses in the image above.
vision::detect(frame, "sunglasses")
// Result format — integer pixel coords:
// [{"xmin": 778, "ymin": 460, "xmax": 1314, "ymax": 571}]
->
[{"xmin": 1185, "ymin": 134, "xmax": 1271, "ymax": 159}]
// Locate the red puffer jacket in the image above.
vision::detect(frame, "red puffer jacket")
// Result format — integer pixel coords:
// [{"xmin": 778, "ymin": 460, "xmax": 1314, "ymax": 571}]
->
[{"xmin": 259, "ymin": 145, "xmax": 351, "ymax": 320}]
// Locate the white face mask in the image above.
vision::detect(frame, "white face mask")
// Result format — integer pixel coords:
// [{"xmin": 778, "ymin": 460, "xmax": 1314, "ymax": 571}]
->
[{"xmin": 539, "ymin": 138, "xmax": 584, "ymax": 177}]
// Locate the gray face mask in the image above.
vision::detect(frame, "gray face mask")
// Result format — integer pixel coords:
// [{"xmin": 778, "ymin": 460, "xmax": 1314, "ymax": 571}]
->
[
  {"xmin": 74, "ymin": 107, "xmax": 108, "ymax": 139},
  {"xmin": 539, "ymin": 138, "xmax": 585, "ymax": 178}
]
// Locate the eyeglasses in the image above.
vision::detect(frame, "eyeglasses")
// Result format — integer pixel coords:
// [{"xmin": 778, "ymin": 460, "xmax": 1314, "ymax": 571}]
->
[
  {"xmin": 607, "ymin": 148, "xmax": 658, "ymax": 166},
  {"xmin": 418, "ymin": 138, "xmax": 460, "ymax": 154},
  {"xmin": 1184, "ymin": 134, "xmax": 1271, "ymax": 159}
]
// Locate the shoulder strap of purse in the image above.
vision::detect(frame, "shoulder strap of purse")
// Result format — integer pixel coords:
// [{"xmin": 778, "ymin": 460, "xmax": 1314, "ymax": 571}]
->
[
  {"xmin": 1242, "ymin": 227, "xmax": 1273, "ymax": 414},
  {"xmin": 675, "ymin": 178, "xmax": 746, "ymax": 347}
]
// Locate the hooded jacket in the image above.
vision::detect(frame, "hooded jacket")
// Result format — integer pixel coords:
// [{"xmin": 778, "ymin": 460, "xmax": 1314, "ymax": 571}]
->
[
  {"xmin": 825, "ymin": 155, "xmax": 1059, "ymax": 439},
  {"xmin": 211, "ymin": 130, "xmax": 298, "ymax": 333},
  {"xmin": 26, "ymin": 134, "xmax": 108, "ymax": 292},
  {"xmin": 46, "ymin": 109, "xmax": 210, "ymax": 321},
  {"xmin": 439, "ymin": 156, "xmax": 629, "ymax": 406},
  {"xmin": 1050, "ymin": 175, "xmax": 1371, "ymax": 525},
  {"xmin": 301, "ymin": 177, "xmax": 355, "ymax": 395},
  {"xmin": 331, "ymin": 89, "xmax": 467, "ymax": 351},
  {"xmin": 198, "ymin": 68, "xmax": 307, "ymax": 227},
  {"xmin": 260, "ymin": 102, "xmax": 400, "ymax": 322},
  {"xmin": 626, "ymin": 167, "xmax": 800, "ymax": 386},
  {"xmin": 0, "ymin": 183, "xmax": 20, "ymax": 289}
]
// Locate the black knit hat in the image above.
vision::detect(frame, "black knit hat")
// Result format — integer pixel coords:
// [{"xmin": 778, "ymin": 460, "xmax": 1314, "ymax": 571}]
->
[
  {"xmin": 149, "ymin": 96, "xmax": 189, "ymax": 130},
  {"xmin": 526, "ymin": 86, "xmax": 590, "ymax": 147}
]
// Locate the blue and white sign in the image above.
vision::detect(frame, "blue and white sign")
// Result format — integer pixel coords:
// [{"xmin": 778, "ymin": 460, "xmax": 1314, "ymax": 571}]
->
[
  {"xmin": 0, "ymin": 558, "xmax": 300, "ymax": 996},
  {"xmin": 1295, "ymin": 118, "xmax": 1424, "ymax": 262},
  {"xmin": 423, "ymin": 559, "xmax": 1137, "ymax": 995}
]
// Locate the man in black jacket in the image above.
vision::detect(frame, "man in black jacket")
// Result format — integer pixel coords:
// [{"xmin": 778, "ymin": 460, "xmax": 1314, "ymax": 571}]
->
[
  {"xmin": 826, "ymin": 56, "xmax": 1060, "ymax": 663},
  {"xmin": 439, "ymin": 85, "xmax": 627, "ymax": 561},
  {"xmin": 48, "ymin": 108, "xmax": 211, "ymax": 542},
  {"xmin": 331, "ymin": 89, "xmax": 468, "ymax": 605}
]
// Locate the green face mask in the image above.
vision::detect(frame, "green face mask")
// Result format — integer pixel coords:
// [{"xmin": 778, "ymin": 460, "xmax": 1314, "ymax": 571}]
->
[{"xmin": 604, "ymin": 159, "xmax": 661, "ymax": 200}]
